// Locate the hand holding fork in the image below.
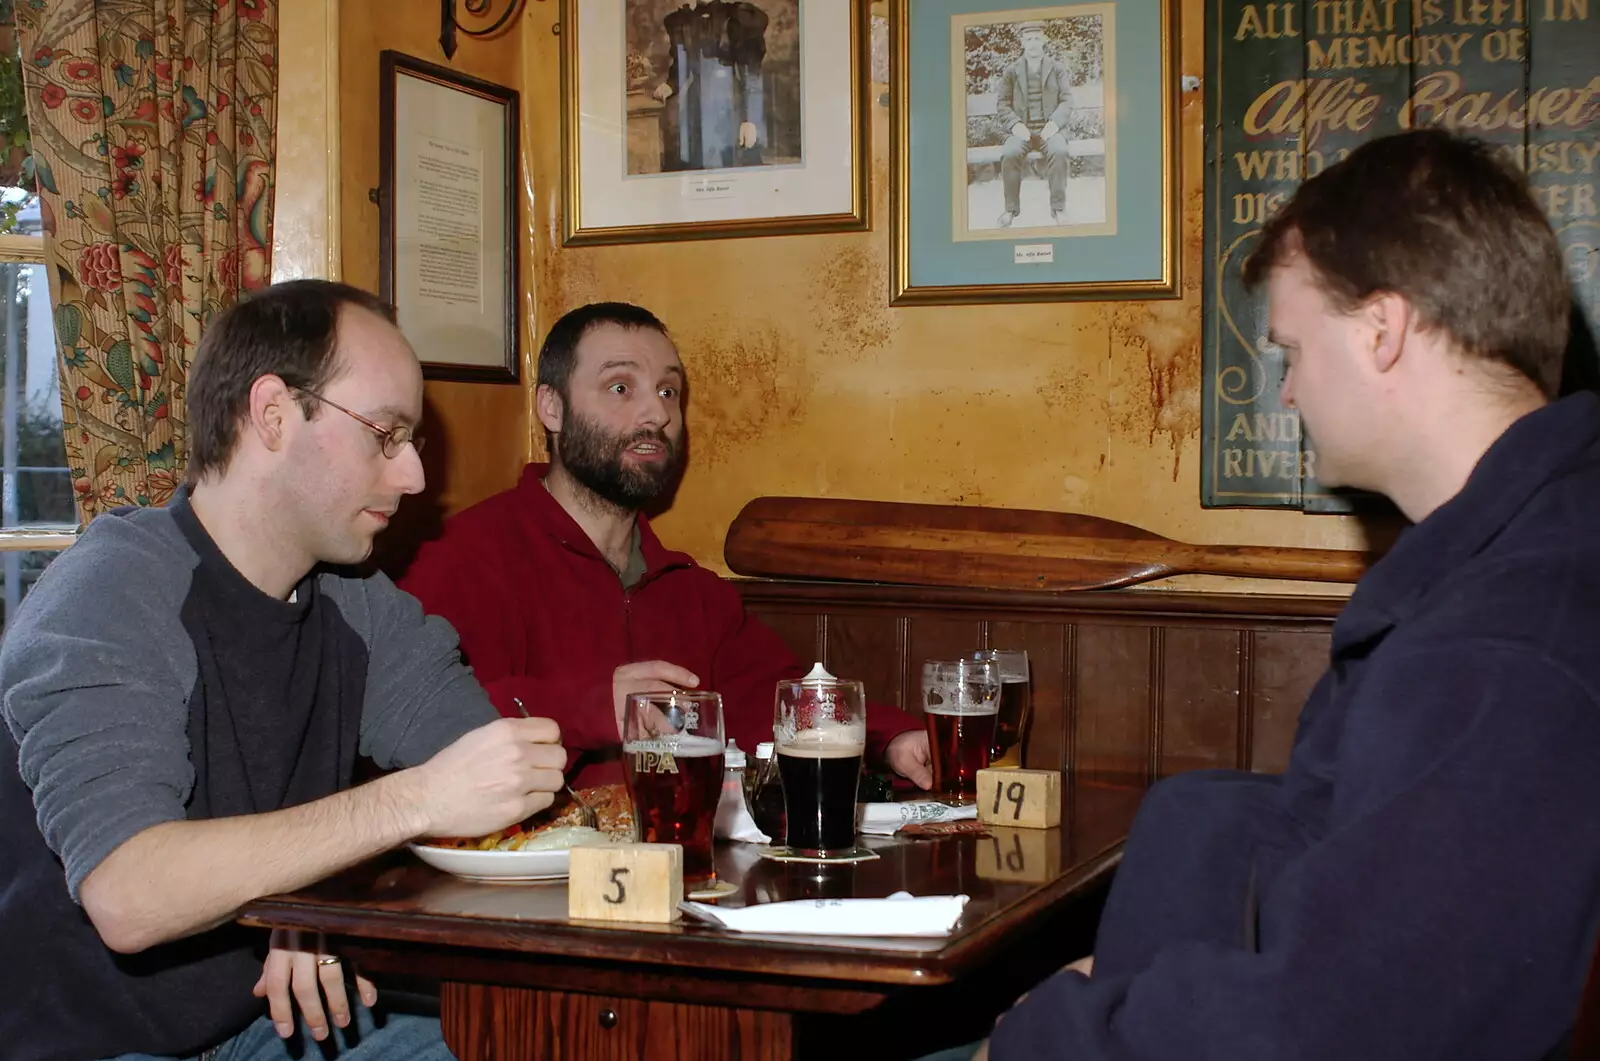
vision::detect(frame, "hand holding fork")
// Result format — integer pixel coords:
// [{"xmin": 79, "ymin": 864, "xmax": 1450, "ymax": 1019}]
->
[{"xmin": 511, "ymin": 696, "xmax": 598, "ymax": 829}]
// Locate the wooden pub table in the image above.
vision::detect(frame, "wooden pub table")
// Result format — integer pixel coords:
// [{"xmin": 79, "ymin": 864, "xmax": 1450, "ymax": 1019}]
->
[{"xmin": 239, "ymin": 777, "xmax": 1147, "ymax": 1061}]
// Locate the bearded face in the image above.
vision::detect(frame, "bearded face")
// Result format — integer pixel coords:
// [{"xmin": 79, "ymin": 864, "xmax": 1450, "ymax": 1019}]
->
[{"xmin": 554, "ymin": 401, "xmax": 684, "ymax": 510}]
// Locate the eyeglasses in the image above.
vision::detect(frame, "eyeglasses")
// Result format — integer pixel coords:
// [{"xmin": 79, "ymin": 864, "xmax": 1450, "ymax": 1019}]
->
[{"xmin": 295, "ymin": 388, "xmax": 425, "ymax": 459}]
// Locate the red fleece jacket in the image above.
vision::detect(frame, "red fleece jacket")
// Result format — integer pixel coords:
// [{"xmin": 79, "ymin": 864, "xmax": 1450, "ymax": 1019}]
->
[{"xmin": 398, "ymin": 464, "xmax": 919, "ymax": 786}]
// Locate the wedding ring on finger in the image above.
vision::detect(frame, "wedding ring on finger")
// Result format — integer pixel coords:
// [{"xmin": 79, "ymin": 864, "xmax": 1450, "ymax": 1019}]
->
[{"xmin": 317, "ymin": 956, "xmax": 341, "ymax": 967}]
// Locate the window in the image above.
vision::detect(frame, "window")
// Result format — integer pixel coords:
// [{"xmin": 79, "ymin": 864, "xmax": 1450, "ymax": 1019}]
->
[
  {"xmin": 0, "ymin": 194, "xmax": 75, "ymax": 634},
  {"xmin": 0, "ymin": 34, "xmax": 75, "ymax": 634}
]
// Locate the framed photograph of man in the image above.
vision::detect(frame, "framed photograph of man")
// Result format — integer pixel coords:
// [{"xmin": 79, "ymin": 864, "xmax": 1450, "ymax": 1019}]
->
[
  {"xmin": 891, "ymin": 0, "xmax": 1179, "ymax": 305},
  {"xmin": 955, "ymin": 9, "xmax": 1115, "ymax": 240},
  {"xmin": 562, "ymin": 0, "xmax": 869, "ymax": 246}
]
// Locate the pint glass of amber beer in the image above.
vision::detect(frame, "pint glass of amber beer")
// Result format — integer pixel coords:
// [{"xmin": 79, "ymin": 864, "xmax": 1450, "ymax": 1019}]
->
[
  {"xmin": 971, "ymin": 649, "xmax": 1031, "ymax": 767},
  {"xmin": 923, "ymin": 659, "xmax": 1002, "ymax": 801},
  {"xmin": 774, "ymin": 666, "xmax": 866, "ymax": 857},
  {"xmin": 623, "ymin": 690, "xmax": 725, "ymax": 885}
]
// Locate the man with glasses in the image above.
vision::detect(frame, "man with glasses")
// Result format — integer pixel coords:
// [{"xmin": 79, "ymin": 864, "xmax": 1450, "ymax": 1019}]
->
[
  {"xmin": 296, "ymin": 387, "xmax": 427, "ymax": 460},
  {"xmin": 0, "ymin": 279, "xmax": 567, "ymax": 1061}
]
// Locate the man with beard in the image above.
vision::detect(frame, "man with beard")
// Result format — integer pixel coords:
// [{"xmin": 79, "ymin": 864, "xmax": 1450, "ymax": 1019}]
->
[{"xmin": 399, "ymin": 303, "xmax": 933, "ymax": 788}]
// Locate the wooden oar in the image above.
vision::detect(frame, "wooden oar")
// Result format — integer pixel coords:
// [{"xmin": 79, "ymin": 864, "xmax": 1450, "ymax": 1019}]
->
[{"xmin": 724, "ymin": 496, "xmax": 1373, "ymax": 592}]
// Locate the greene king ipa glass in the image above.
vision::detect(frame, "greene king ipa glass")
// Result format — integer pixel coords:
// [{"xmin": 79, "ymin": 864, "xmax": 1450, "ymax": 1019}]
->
[
  {"xmin": 774, "ymin": 664, "xmax": 866, "ymax": 857},
  {"xmin": 623, "ymin": 690, "xmax": 725, "ymax": 885},
  {"xmin": 923, "ymin": 659, "xmax": 1002, "ymax": 801}
]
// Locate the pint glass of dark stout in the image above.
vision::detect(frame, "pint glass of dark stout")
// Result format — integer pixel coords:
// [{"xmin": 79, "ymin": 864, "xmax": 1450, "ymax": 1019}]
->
[
  {"xmin": 623, "ymin": 691, "xmax": 725, "ymax": 885},
  {"xmin": 971, "ymin": 649, "xmax": 1031, "ymax": 767},
  {"xmin": 923, "ymin": 659, "xmax": 1002, "ymax": 801},
  {"xmin": 774, "ymin": 664, "xmax": 866, "ymax": 857}
]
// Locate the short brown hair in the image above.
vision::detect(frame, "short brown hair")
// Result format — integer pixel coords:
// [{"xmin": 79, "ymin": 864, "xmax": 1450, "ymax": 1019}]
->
[
  {"xmin": 535, "ymin": 302, "xmax": 671, "ymax": 450},
  {"xmin": 1243, "ymin": 129, "xmax": 1570, "ymax": 397},
  {"xmin": 185, "ymin": 280, "xmax": 396, "ymax": 484}
]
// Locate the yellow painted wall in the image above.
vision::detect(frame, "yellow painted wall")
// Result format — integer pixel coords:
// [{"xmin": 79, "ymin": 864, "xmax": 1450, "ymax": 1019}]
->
[
  {"xmin": 336, "ymin": 0, "xmax": 1385, "ymax": 593},
  {"xmin": 337, "ymin": 0, "xmax": 535, "ymax": 556}
]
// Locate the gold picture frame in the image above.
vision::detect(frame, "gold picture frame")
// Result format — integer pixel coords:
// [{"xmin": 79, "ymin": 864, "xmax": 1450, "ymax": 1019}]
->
[
  {"xmin": 890, "ymin": 0, "xmax": 1181, "ymax": 305},
  {"xmin": 560, "ymin": 0, "xmax": 870, "ymax": 246}
]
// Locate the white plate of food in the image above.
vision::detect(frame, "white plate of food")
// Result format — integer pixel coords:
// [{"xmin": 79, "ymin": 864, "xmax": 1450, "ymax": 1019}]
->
[
  {"xmin": 408, "ymin": 832, "xmax": 595, "ymax": 882},
  {"xmin": 409, "ymin": 785, "xmax": 634, "ymax": 883}
]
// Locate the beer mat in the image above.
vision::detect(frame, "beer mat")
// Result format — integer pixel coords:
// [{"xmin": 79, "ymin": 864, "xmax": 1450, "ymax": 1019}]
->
[
  {"xmin": 679, "ymin": 891, "xmax": 970, "ymax": 936},
  {"xmin": 687, "ymin": 880, "xmax": 740, "ymax": 901},
  {"xmin": 755, "ymin": 845, "xmax": 881, "ymax": 864},
  {"xmin": 900, "ymin": 820, "xmax": 991, "ymax": 838},
  {"xmin": 858, "ymin": 800, "xmax": 979, "ymax": 836}
]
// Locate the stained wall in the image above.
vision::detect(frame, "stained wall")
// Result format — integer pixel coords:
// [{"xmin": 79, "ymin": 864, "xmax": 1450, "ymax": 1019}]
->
[
  {"xmin": 338, "ymin": 0, "xmax": 534, "ymax": 542},
  {"xmin": 336, "ymin": 0, "xmax": 1379, "ymax": 592}
]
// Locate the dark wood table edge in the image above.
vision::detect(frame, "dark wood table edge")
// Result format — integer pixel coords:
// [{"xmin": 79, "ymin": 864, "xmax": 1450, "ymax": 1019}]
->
[{"xmin": 238, "ymin": 840, "xmax": 1125, "ymax": 989}]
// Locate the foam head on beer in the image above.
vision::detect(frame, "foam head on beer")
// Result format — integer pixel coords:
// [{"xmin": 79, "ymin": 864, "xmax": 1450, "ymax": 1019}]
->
[
  {"xmin": 779, "ymin": 718, "xmax": 866, "ymax": 757},
  {"xmin": 924, "ymin": 672, "xmax": 1002, "ymax": 715},
  {"xmin": 774, "ymin": 662, "xmax": 867, "ymax": 750}
]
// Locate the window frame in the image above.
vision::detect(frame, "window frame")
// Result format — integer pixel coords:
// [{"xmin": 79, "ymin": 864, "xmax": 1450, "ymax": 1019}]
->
[{"xmin": 0, "ymin": 227, "xmax": 77, "ymax": 551}]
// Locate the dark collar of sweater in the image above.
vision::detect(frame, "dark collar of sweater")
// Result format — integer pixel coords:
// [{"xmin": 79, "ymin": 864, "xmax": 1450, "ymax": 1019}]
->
[{"xmin": 1334, "ymin": 390, "xmax": 1600, "ymax": 651}]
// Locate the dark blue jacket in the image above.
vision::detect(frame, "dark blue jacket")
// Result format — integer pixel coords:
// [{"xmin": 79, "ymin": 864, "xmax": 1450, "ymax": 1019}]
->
[{"xmin": 991, "ymin": 393, "xmax": 1600, "ymax": 1060}]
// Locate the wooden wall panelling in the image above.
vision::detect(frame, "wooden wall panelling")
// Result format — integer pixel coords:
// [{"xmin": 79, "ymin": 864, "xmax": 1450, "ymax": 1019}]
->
[
  {"xmin": 1158, "ymin": 627, "xmax": 1245, "ymax": 777},
  {"xmin": 735, "ymin": 584, "xmax": 1343, "ymax": 783},
  {"xmin": 1071, "ymin": 624, "xmax": 1156, "ymax": 782},
  {"xmin": 818, "ymin": 613, "xmax": 906, "ymax": 713},
  {"xmin": 1246, "ymin": 629, "xmax": 1332, "ymax": 774},
  {"xmin": 749, "ymin": 607, "xmax": 824, "ymax": 670}
]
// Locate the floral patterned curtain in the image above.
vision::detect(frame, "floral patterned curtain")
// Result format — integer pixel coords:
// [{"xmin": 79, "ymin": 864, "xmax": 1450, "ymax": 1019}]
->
[{"xmin": 15, "ymin": 0, "xmax": 276, "ymax": 520}]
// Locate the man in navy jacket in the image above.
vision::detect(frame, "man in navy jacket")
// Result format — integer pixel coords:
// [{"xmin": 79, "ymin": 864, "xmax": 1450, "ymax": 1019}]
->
[{"xmin": 973, "ymin": 130, "xmax": 1600, "ymax": 1059}]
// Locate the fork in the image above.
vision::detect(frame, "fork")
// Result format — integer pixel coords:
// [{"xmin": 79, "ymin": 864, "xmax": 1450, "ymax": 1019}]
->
[
  {"xmin": 565, "ymin": 785, "xmax": 600, "ymax": 830},
  {"xmin": 512, "ymin": 696, "xmax": 599, "ymax": 830}
]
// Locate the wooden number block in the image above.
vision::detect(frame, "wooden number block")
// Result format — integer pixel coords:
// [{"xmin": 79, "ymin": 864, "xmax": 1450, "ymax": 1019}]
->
[
  {"xmin": 568, "ymin": 843, "xmax": 683, "ymax": 924},
  {"xmin": 976, "ymin": 827, "xmax": 1063, "ymax": 883},
  {"xmin": 976, "ymin": 768, "xmax": 1061, "ymax": 829}
]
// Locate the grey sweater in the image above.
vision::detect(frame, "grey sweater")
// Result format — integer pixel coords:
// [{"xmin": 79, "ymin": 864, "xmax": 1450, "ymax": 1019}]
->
[{"xmin": 0, "ymin": 497, "xmax": 498, "ymax": 1060}]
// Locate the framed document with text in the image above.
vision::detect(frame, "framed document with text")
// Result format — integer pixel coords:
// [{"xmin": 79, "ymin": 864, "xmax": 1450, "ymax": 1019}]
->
[{"xmin": 379, "ymin": 52, "xmax": 520, "ymax": 383}]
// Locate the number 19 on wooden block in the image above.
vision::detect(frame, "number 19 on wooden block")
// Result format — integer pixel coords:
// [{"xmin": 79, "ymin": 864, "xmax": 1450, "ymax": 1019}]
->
[
  {"xmin": 568, "ymin": 843, "xmax": 683, "ymax": 923},
  {"xmin": 977, "ymin": 827, "xmax": 1063, "ymax": 883},
  {"xmin": 976, "ymin": 768, "xmax": 1062, "ymax": 829}
]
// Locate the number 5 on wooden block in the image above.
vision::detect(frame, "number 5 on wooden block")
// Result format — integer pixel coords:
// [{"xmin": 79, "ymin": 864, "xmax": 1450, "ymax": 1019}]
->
[
  {"xmin": 568, "ymin": 844, "xmax": 683, "ymax": 924},
  {"xmin": 976, "ymin": 768, "xmax": 1061, "ymax": 829}
]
